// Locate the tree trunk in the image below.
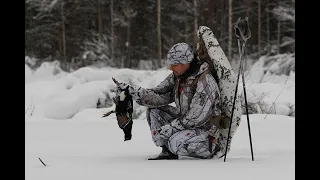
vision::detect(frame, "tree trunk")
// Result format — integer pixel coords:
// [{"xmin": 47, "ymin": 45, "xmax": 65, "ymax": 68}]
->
[
  {"xmin": 111, "ymin": 0, "xmax": 114, "ymax": 64},
  {"xmin": 292, "ymin": 0, "xmax": 295, "ymax": 39},
  {"xmin": 228, "ymin": 0, "xmax": 232, "ymax": 61},
  {"xmin": 267, "ymin": 0, "xmax": 270, "ymax": 46},
  {"xmin": 156, "ymin": 0, "xmax": 161, "ymax": 70},
  {"xmin": 98, "ymin": 0, "xmax": 103, "ymax": 42},
  {"xmin": 277, "ymin": 2, "xmax": 281, "ymax": 54},
  {"xmin": 207, "ymin": 0, "xmax": 214, "ymax": 30},
  {"xmin": 258, "ymin": 0, "xmax": 261, "ymax": 57},
  {"xmin": 193, "ymin": 0, "xmax": 198, "ymax": 46},
  {"xmin": 185, "ymin": 10, "xmax": 188, "ymax": 43},
  {"xmin": 126, "ymin": 23, "xmax": 131, "ymax": 68},
  {"xmin": 277, "ymin": 17, "xmax": 281, "ymax": 54},
  {"xmin": 61, "ymin": 3, "xmax": 67, "ymax": 66},
  {"xmin": 170, "ymin": 18, "xmax": 174, "ymax": 46},
  {"xmin": 29, "ymin": 15, "xmax": 34, "ymax": 56},
  {"xmin": 220, "ymin": 0, "xmax": 225, "ymax": 48}
]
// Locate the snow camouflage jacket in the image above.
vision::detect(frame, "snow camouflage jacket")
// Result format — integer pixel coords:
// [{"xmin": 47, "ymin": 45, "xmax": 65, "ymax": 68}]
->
[{"xmin": 124, "ymin": 61, "xmax": 222, "ymax": 135}]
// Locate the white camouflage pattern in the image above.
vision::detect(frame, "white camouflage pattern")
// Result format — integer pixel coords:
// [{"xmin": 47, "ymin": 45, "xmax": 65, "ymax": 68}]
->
[
  {"xmin": 146, "ymin": 106, "xmax": 218, "ymax": 159},
  {"xmin": 197, "ymin": 26, "xmax": 242, "ymax": 158},
  {"xmin": 166, "ymin": 43, "xmax": 194, "ymax": 65}
]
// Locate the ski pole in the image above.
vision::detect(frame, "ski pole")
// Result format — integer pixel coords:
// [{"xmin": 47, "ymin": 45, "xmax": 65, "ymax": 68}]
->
[{"xmin": 224, "ymin": 17, "xmax": 254, "ymax": 162}]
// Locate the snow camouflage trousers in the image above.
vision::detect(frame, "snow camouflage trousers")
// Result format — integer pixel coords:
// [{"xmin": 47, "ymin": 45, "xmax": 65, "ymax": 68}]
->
[{"xmin": 146, "ymin": 105, "xmax": 219, "ymax": 159}]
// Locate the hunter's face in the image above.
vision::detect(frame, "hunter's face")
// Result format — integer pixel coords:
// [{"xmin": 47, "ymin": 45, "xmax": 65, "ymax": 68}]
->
[{"xmin": 170, "ymin": 63, "xmax": 190, "ymax": 76}]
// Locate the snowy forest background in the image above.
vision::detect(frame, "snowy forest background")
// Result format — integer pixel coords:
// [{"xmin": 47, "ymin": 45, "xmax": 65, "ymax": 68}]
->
[
  {"xmin": 25, "ymin": 2, "xmax": 295, "ymax": 178},
  {"xmin": 25, "ymin": 0, "xmax": 295, "ymax": 71}
]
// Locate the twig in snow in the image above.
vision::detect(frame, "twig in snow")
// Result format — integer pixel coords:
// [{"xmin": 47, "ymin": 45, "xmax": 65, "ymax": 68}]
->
[
  {"xmin": 38, "ymin": 157, "xmax": 46, "ymax": 166},
  {"xmin": 264, "ymin": 77, "xmax": 289, "ymax": 119},
  {"xmin": 25, "ymin": 106, "xmax": 30, "ymax": 115},
  {"xmin": 30, "ymin": 106, "xmax": 35, "ymax": 116}
]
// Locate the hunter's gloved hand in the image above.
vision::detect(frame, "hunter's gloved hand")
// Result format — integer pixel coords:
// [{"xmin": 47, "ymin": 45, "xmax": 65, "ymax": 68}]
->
[
  {"xmin": 116, "ymin": 114, "xmax": 133, "ymax": 141},
  {"xmin": 112, "ymin": 77, "xmax": 130, "ymax": 91}
]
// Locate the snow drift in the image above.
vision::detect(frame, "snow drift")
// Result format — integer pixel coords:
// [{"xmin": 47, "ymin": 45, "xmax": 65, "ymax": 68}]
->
[{"xmin": 25, "ymin": 53, "xmax": 295, "ymax": 120}]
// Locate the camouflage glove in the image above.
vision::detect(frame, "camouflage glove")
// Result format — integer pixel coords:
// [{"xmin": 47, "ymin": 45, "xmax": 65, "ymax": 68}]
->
[
  {"xmin": 207, "ymin": 115, "xmax": 230, "ymax": 129},
  {"xmin": 112, "ymin": 77, "xmax": 130, "ymax": 91}
]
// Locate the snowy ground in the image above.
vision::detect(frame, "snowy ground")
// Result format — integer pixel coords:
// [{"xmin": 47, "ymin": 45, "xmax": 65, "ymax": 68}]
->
[
  {"xmin": 25, "ymin": 54, "xmax": 295, "ymax": 180},
  {"xmin": 26, "ymin": 113, "xmax": 294, "ymax": 180}
]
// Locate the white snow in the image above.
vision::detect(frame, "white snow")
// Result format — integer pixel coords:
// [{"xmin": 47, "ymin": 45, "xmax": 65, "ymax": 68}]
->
[
  {"xmin": 25, "ymin": 54, "xmax": 295, "ymax": 180},
  {"xmin": 26, "ymin": 113, "xmax": 294, "ymax": 180}
]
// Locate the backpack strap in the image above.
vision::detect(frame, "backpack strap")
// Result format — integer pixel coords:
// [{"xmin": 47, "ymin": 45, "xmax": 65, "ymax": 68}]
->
[
  {"xmin": 177, "ymin": 69, "xmax": 210, "ymax": 96},
  {"xmin": 190, "ymin": 69, "xmax": 210, "ymax": 94}
]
